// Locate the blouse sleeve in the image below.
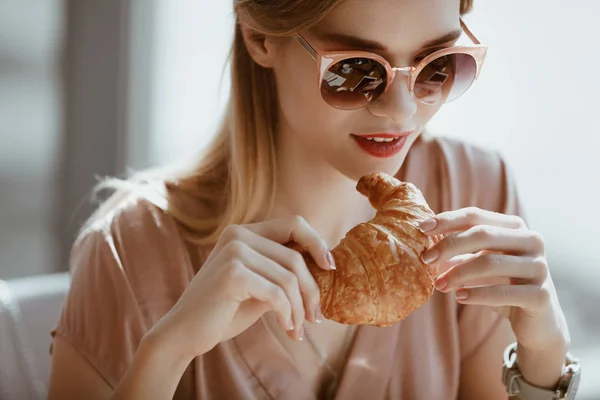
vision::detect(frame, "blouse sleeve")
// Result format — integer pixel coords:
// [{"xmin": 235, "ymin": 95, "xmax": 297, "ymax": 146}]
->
[
  {"xmin": 50, "ymin": 196, "xmax": 194, "ymax": 388},
  {"xmin": 50, "ymin": 224, "xmax": 147, "ymax": 388}
]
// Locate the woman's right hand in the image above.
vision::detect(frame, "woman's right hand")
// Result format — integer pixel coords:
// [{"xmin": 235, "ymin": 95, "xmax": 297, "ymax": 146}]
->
[{"xmin": 149, "ymin": 215, "xmax": 336, "ymax": 360}]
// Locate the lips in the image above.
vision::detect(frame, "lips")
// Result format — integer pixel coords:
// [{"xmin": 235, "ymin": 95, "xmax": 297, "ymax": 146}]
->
[{"xmin": 351, "ymin": 132, "xmax": 412, "ymax": 158}]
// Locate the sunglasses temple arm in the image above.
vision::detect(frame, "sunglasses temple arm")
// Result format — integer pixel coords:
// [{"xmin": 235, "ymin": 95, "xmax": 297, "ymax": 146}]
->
[
  {"xmin": 459, "ymin": 18, "xmax": 481, "ymax": 45},
  {"xmin": 292, "ymin": 34, "xmax": 318, "ymax": 60}
]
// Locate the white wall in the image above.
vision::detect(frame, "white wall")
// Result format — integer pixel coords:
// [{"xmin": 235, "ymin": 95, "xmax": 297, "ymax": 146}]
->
[{"xmin": 149, "ymin": 0, "xmax": 233, "ymax": 165}]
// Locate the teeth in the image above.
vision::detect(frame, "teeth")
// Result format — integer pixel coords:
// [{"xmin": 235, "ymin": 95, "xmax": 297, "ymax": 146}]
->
[{"xmin": 365, "ymin": 137, "xmax": 398, "ymax": 142}]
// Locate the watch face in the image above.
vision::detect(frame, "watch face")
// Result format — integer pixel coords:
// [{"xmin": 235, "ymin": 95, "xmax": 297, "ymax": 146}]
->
[{"xmin": 566, "ymin": 371, "xmax": 581, "ymax": 400}]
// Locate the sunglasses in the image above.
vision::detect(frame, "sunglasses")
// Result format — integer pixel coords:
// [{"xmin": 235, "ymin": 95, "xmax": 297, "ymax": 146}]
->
[{"xmin": 292, "ymin": 18, "xmax": 487, "ymax": 110}]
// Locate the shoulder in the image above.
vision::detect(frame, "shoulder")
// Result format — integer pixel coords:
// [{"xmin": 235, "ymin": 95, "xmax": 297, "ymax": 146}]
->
[
  {"xmin": 55, "ymin": 188, "xmax": 195, "ymax": 388},
  {"xmin": 76, "ymin": 189, "xmax": 173, "ymax": 252},
  {"xmin": 71, "ymin": 187, "xmax": 195, "ymax": 288},
  {"xmin": 80, "ymin": 181, "xmax": 172, "ymax": 236},
  {"xmin": 421, "ymin": 132, "xmax": 509, "ymax": 178},
  {"xmin": 404, "ymin": 132, "xmax": 520, "ymax": 214}
]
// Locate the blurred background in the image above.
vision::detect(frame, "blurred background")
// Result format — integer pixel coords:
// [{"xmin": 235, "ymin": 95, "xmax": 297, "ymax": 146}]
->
[{"xmin": 0, "ymin": 0, "xmax": 598, "ymax": 398}]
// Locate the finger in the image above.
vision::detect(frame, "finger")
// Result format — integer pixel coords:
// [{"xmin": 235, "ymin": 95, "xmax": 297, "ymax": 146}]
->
[
  {"xmin": 435, "ymin": 252, "xmax": 482, "ymax": 275},
  {"xmin": 419, "ymin": 207, "xmax": 527, "ymax": 236},
  {"xmin": 242, "ymin": 230, "xmax": 322, "ymax": 324},
  {"xmin": 218, "ymin": 226, "xmax": 322, "ymax": 323},
  {"xmin": 454, "ymin": 284, "xmax": 551, "ymax": 313},
  {"xmin": 421, "ymin": 225, "xmax": 545, "ymax": 265},
  {"xmin": 435, "ymin": 254, "xmax": 548, "ymax": 292},
  {"xmin": 227, "ymin": 261, "xmax": 294, "ymax": 333},
  {"xmin": 225, "ymin": 240, "xmax": 306, "ymax": 340},
  {"xmin": 243, "ymin": 216, "xmax": 335, "ymax": 270}
]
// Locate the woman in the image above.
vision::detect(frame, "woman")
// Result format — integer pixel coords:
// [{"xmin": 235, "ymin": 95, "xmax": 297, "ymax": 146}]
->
[{"xmin": 48, "ymin": 0, "xmax": 574, "ymax": 399}]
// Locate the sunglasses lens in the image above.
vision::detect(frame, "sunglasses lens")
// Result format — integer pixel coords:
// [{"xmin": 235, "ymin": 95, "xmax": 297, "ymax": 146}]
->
[
  {"xmin": 320, "ymin": 57, "xmax": 387, "ymax": 110},
  {"xmin": 414, "ymin": 53, "xmax": 477, "ymax": 104}
]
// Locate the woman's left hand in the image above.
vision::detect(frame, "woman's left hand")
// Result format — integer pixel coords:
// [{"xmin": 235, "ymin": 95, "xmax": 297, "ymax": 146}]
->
[{"xmin": 418, "ymin": 207, "xmax": 570, "ymax": 353}]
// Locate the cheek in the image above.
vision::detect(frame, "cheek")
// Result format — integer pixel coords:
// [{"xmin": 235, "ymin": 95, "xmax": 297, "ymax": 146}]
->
[
  {"xmin": 277, "ymin": 69, "xmax": 318, "ymax": 124},
  {"xmin": 418, "ymin": 103, "xmax": 443, "ymax": 125},
  {"xmin": 272, "ymin": 49, "xmax": 345, "ymax": 137}
]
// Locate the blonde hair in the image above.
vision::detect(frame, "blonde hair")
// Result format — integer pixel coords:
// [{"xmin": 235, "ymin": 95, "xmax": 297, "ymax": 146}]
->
[{"xmin": 87, "ymin": 0, "xmax": 474, "ymax": 246}]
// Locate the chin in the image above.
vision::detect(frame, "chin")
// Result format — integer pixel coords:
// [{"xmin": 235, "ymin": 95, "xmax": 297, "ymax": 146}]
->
[{"xmin": 335, "ymin": 156, "xmax": 407, "ymax": 183}]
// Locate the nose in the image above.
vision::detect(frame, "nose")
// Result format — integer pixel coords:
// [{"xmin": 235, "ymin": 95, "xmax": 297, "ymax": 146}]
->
[{"xmin": 367, "ymin": 72, "xmax": 417, "ymax": 123}]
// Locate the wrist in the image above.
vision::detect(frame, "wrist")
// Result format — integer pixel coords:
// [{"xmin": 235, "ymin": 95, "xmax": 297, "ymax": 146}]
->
[
  {"xmin": 111, "ymin": 322, "xmax": 195, "ymax": 399},
  {"xmin": 143, "ymin": 318, "xmax": 196, "ymax": 369},
  {"xmin": 516, "ymin": 341, "xmax": 568, "ymax": 390}
]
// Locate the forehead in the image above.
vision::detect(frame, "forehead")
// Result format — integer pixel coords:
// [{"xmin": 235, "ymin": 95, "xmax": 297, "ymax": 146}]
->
[{"xmin": 313, "ymin": 0, "xmax": 462, "ymax": 52}]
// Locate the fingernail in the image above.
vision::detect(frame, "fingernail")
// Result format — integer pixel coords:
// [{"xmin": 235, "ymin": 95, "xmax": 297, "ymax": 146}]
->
[
  {"xmin": 315, "ymin": 306, "xmax": 323, "ymax": 323},
  {"xmin": 297, "ymin": 326, "xmax": 304, "ymax": 341},
  {"xmin": 422, "ymin": 248, "xmax": 439, "ymax": 264},
  {"xmin": 419, "ymin": 219, "xmax": 437, "ymax": 232},
  {"xmin": 455, "ymin": 289, "xmax": 469, "ymax": 300},
  {"xmin": 326, "ymin": 251, "xmax": 336, "ymax": 270},
  {"xmin": 435, "ymin": 277, "xmax": 448, "ymax": 291},
  {"xmin": 287, "ymin": 320, "xmax": 295, "ymax": 331}
]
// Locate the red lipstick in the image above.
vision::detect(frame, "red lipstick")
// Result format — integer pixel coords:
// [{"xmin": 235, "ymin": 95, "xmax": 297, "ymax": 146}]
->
[{"xmin": 351, "ymin": 132, "xmax": 412, "ymax": 158}]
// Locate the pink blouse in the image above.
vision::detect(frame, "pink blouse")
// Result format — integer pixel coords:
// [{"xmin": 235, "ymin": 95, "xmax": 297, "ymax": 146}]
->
[{"xmin": 51, "ymin": 132, "xmax": 524, "ymax": 399}]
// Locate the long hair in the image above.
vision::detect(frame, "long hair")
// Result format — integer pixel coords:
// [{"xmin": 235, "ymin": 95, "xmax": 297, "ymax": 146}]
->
[{"xmin": 86, "ymin": 0, "xmax": 474, "ymax": 246}]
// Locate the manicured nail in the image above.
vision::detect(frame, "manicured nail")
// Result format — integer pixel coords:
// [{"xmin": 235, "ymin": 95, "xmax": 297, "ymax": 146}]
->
[
  {"xmin": 326, "ymin": 251, "xmax": 336, "ymax": 270},
  {"xmin": 287, "ymin": 321, "xmax": 295, "ymax": 331},
  {"xmin": 419, "ymin": 219, "xmax": 437, "ymax": 232},
  {"xmin": 435, "ymin": 277, "xmax": 448, "ymax": 291},
  {"xmin": 315, "ymin": 306, "xmax": 323, "ymax": 323},
  {"xmin": 297, "ymin": 326, "xmax": 304, "ymax": 341},
  {"xmin": 422, "ymin": 248, "xmax": 439, "ymax": 264},
  {"xmin": 455, "ymin": 289, "xmax": 469, "ymax": 300}
]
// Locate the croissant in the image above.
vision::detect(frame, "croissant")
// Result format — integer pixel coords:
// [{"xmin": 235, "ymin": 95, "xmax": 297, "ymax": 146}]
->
[{"xmin": 288, "ymin": 172, "xmax": 441, "ymax": 327}]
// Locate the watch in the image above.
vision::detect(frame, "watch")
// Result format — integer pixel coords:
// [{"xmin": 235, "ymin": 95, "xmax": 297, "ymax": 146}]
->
[{"xmin": 502, "ymin": 342, "xmax": 581, "ymax": 400}]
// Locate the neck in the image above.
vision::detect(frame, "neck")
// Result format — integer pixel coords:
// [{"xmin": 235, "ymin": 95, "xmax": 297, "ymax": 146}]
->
[{"xmin": 263, "ymin": 133, "xmax": 375, "ymax": 248}]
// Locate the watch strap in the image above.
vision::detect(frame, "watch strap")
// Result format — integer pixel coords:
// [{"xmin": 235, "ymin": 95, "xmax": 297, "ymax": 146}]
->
[{"xmin": 504, "ymin": 369, "xmax": 562, "ymax": 400}]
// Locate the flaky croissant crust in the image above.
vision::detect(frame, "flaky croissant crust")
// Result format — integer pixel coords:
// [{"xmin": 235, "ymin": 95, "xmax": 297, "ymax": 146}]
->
[{"xmin": 289, "ymin": 173, "xmax": 441, "ymax": 326}]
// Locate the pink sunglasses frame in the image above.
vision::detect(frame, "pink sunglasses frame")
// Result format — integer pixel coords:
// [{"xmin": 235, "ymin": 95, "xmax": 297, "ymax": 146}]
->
[{"xmin": 292, "ymin": 18, "xmax": 488, "ymax": 108}]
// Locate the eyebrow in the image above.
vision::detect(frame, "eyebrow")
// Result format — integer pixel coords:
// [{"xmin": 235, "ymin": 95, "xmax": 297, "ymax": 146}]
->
[{"xmin": 315, "ymin": 29, "xmax": 463, "ymax": 52}]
